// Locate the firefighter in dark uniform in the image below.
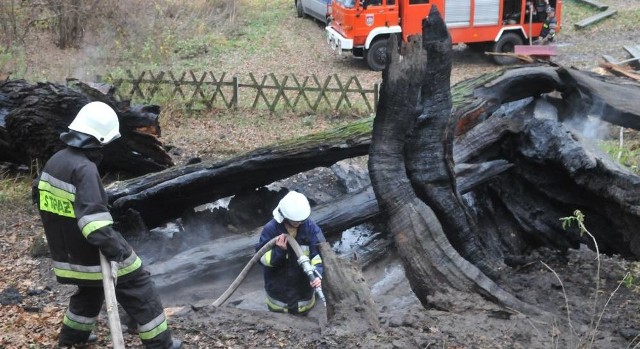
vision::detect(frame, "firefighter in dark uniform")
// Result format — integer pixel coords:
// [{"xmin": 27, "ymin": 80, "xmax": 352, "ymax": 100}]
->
[
  {"xmin": 256, "ymin": 191, "xmax": 325, "ymax": 314},
  {"xmin": 34, "ymin": 101, "xmax": 182, "ymax": 349},
  {"xmin": 538, "ymin": 6, "xmax": 557, "ymax": 44}
]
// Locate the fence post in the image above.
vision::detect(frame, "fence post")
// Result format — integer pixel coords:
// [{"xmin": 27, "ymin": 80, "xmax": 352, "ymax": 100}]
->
[{"xmin": 232, "ymin": 76, "xmax": 239, "ymax": 110}]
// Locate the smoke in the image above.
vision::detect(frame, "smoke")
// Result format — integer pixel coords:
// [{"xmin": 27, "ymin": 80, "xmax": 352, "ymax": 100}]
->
[
  {"xmin": 71, "ymin": 44, "xmax": 104, "ymax": 81},
  {"xmin": 563, "ymin": 101, "xmax": 612, "ymax": 141},
  {"xmin": 195, "ymin": 195, "xmax": 233, "ymax": 211}
]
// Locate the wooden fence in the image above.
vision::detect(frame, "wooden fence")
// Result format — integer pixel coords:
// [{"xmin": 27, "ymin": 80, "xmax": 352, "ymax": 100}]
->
[{"xmin": 105, "ymin": 70, "xmax": 380, "ymax": 112}]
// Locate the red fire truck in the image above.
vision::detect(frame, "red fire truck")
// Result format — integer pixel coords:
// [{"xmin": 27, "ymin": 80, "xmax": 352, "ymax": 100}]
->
[{"xmin": 326, "ymin": 0, "xmax": 562, "ymax": 70}]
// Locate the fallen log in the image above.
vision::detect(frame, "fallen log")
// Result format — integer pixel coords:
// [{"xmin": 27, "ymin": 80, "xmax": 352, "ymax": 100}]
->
[
  {"xmin": 107, "ymin": 118, "xmax": 372, "ymax": 229},
  {"xmin": 0, "ymin": 79, "xmax": 173, "ymax": 175}
]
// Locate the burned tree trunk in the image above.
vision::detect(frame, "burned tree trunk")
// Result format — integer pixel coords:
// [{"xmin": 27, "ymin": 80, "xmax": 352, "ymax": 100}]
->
[
  {"xmin": 368, "ymin": 5, "xmax": 640, "ymax": 316},
  {"xmin": 368, "ymin": 6, "xmax": 547, "ymax": 316},
  {"xmin": 0, "ymin": 79, "xmax": 173, "ymax": 175}
]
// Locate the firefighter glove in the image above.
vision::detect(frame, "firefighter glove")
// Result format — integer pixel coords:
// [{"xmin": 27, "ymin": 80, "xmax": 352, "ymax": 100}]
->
[{"xmin": 110, "ymin": 261, "xmax": 118, "ymax": 286}]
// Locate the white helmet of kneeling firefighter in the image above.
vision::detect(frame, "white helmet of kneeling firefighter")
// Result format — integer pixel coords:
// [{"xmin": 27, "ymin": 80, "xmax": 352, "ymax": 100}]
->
[
  {"xmin": 273, "ymin": 191, "xmax": 311, "ymax": 223},
  {"xmin": 62, "ymin": 101, "xmax": 121, "ymax": 148}
]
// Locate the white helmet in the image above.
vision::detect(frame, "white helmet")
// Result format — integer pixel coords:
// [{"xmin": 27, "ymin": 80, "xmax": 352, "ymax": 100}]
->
[
  {"xmin": 68, "ymin": 101, "xmax": 121, "ymax": 145},
  {"xmin": 273, "ymin": 191, "xmax": 311, "ymax": 223}
]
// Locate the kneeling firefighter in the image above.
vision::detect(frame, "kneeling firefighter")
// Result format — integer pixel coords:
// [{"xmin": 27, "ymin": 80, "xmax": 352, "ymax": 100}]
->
[
  {"xmin": 33, "ymin": 101, "xmax": 182, "ymax": 349},
  {"xmin": 256, "ymin": 191, "xmax": 326, "ymax": 314}
]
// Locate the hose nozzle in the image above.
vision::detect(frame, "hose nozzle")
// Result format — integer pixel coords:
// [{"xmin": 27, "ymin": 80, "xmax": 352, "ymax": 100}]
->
[{"xmin": 297, "ymin": 255, "xmax": 326, "ymax": 306}]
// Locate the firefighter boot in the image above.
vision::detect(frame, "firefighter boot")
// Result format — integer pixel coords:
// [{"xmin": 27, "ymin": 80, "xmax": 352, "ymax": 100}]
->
[{"xmin": 57, "ymin": 333, "xmax": 98, "ymax": 348}]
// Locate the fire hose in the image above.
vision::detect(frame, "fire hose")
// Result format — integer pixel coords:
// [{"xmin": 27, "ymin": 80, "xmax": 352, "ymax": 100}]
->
[
  {"xmin": 211, "ymin": 235, "xmax": 326, "ymax": 307},
  {"xmin": 99, "ymin": 251, "xmax": 125, "ymax": 349}
]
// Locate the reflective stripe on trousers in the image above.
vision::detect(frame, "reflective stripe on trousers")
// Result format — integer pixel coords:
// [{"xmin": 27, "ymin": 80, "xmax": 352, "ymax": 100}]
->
[{"xmin": 265, "ymin": 293, "xmax": 316, "ymax": 314}]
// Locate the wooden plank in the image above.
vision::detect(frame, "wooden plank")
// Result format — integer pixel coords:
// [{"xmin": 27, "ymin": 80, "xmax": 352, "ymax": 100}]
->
[
  {"xmin": 576, "ymin": 0, "xmax": 609, "ymax": 10},
  {"xmin": 623, "ymin": 45, "xmax": 640, "ymax": 60},
  {"xmin": 600, "ymin": 62, "xmax": 640, "ymax": 82},
  {"xmin": 514, "ymin": 45, "xmax": 557, "ymax": 56},
  {"xmin": 602, "ymin": 55, "xmax": 619, "ymax": 64},
  {"xmin": 623, "ymin": 45, "xmax": 640, "ymax": 68},
  {"xmin": 574, "ymin": 8, "xmax": 617, "ymax": 29}
]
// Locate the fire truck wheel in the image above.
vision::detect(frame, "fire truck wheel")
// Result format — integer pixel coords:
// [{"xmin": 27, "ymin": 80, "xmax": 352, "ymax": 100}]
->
[
  {"xmin": 366, "ymin": 39, "xmax": 388, "ymax": 72},
  {"xmin": 492, "ymin": 32, "xmax": 524, "ymax": 65},
  {"xmin": 296, "ymin": 0, "xmax": 304, "ymax": 18}
]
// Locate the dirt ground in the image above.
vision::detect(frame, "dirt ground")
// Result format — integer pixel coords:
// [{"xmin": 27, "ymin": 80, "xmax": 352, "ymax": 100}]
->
[{"xmin": 2, "ymin": 0, "xmax": 640, "ymax": 348}]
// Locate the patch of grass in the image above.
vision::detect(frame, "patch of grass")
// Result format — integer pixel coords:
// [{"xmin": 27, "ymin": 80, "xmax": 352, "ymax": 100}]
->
[
  {"xmin": 559, "ymin": 2, "xmax": 592, "ymax": 33},
  {"xmin": 623, "ymin": 262, "xmax": 640, "ymax": 293},
  {"xmin": 234, "ymin": 0, "xmax": 291, "ymax": 53},
  {"xmin": 562, "ymin": 0, "xmax": 599, "ymax": 23},
  {"xmin": 598, "ymin": 139, "xmax": 640, "ymax": 173},
  {"xmin": 0, "ymin": 174, "xmax": 32, "ymax": 207},
  {"xmin": 0, "ymin": 174, "xmax": 36, "ymax": 233},
  {"xmin": 614, "ymin": 7, "xmax": 640, "ymax": 30},
  {"xmin": 101, "ymin": 0, "xmax": 294, "ymax": 72},
  {"xmin": 0, "ymin": 47, "xmax": 27, "ymax": 77},
  {"xmin": 160, "ymin": 107, "xmax": 361, "ymax": 162}
]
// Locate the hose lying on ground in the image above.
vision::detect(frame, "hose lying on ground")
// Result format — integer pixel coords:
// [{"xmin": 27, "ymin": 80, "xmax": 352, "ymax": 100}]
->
[
  {"xmin": 211, "ymin": 236, "xmax": 277, "ymax": 307},
  {"xmin": 211, "ymin": 235, "xmax": 325, "ymax": 307}
]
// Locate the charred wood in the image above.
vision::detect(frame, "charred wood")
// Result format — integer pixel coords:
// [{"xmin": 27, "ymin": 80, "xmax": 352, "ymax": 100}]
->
[
  {"xmin": 107, "ymin": 119, "xmax": 372, "ymax": 229},
  {"xmin": 0, "ymin": 79, "xmax": 173, "ymax": 175},
  {"xmin": 558, "ymin": 68, "xmax": 640, "ymax": 129},
  {"xmin": 368, "ymin": 6, "xmax": 547, "ymax": 316}
]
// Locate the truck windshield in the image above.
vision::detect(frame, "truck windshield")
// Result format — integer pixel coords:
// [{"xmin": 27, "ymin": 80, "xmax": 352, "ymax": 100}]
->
[{"xmin": 336, "ymin": 0, "xmax": 356, "ymax": 8}]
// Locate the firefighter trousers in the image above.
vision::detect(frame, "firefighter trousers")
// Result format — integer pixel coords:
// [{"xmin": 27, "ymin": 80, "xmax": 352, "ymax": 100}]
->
[{"xmin": 59, "ymin": 269, "xmax": 173, "ymax": 349}]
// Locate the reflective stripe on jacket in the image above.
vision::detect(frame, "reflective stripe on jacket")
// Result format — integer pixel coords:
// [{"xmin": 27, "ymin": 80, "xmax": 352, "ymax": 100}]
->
[
  {"xmin": 540, "ymin": 17, "xmax": 557, "ymax": 38},
  {"xmin": 36, "ymin": 147, "xmax": 141, "ymax": 286},
  {"xmin": 256, "ymin": 219, "xmax": 325, "ymax": 313}
]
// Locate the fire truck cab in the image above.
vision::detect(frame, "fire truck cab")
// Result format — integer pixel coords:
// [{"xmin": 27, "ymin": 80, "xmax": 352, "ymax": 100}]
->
[{"xmin": 326, "ymin": 0, "xmax": 561, "ymax": 71}]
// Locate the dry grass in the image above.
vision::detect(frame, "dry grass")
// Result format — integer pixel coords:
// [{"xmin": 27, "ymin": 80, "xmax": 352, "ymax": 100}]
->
[
  {"xmin": 160, "ymin": 106, "xmax": 365, "ymax": 164},
  {"xmin": 0, "ymin": 173, "xmax": 38, "ymax": 236}
]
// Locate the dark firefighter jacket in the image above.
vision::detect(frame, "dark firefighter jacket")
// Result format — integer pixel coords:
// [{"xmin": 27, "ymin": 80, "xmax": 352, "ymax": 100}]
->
[
  {"xmin": 34, "ymin": 146, "xmax": 142, "ymax": 286},
  {"xmin": 256, "ymin": 219, "xmax": 324, "ymax": 312},
  {"xmin": 540, "ymin": 16, "xmax": 557, "ymax": 39}
]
